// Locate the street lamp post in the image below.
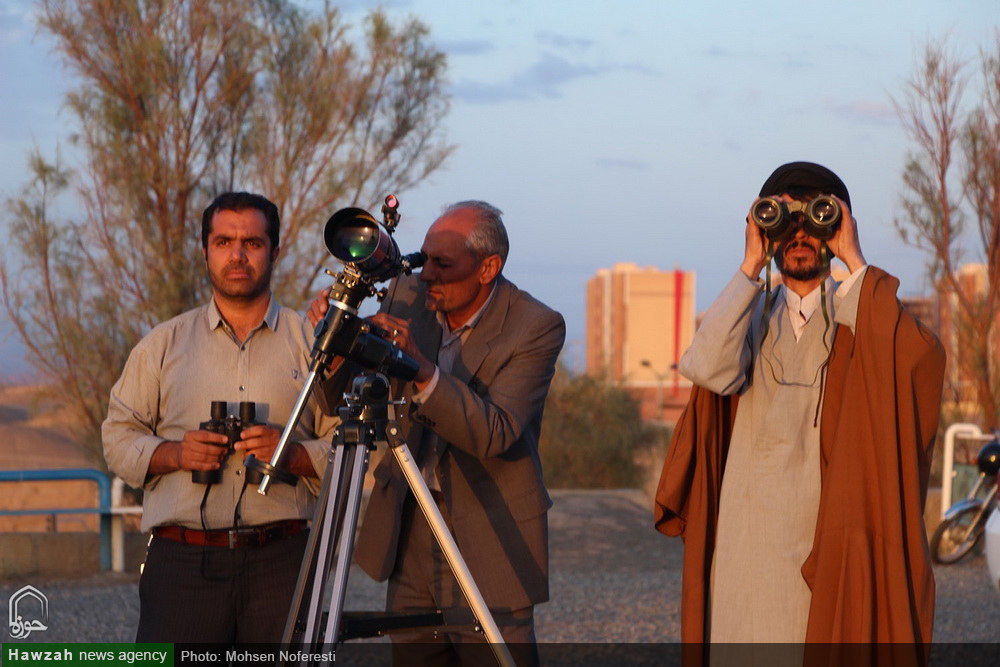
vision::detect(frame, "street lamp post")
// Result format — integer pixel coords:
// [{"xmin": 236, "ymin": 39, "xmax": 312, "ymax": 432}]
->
[
  {"xmin": 641, "ymin": 359, "xmax": 679, "ymax": 422},
  {"xmin": 641, "ymin": 359, "xmax": 666, "ymax": 422}
]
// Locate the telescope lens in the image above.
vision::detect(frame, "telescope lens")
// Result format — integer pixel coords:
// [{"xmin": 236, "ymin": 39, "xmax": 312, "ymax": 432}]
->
[
  {"xmin": 340, "ymin": 227, "xmax": 379, "ymax": 260},
  {"xmin": 325, "ymin": 208, "xmax": 382, "ymax": 263},
  {"xmin": 324, "ymin": 206, "xmax": 404, "ymax": 281}
]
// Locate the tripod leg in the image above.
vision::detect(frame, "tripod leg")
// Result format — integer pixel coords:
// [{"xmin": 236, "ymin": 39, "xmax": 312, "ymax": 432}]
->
[
  {"xmin": 386, "ymin": 426, "xmax": 516, "ymax": 667},
  {"xmin": 281, "ymin": 440, "xmax": 369, "ymax": 655},
  {"xmin": 322, "ymin": 441, "xmax": 369, "ymax": 648},
  {"xmin": 281, "ymin": 445, "xmax": 336, "ymax": 646},
  {"xmin": 301, "ymin": 442, "xmax": 353, "ymax": 645}
]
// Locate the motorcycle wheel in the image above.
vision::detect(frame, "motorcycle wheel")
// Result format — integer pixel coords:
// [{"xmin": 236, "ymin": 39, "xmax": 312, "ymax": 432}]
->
[{"xmin": 930, "ymin": 505, "xmax": 985, "ymax": 565}]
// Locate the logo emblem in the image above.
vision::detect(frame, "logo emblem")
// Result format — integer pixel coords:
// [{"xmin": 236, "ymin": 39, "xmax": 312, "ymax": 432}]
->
[{"xmin": 8, "ymin": 585, "xmax": 49, "ymax": 639}]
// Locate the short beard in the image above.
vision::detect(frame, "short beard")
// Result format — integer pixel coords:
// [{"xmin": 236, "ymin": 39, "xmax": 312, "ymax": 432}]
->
[
  {"xmin": 774, "ymin": 243, "xmax": 823, "ymax": 282},
  {"xmin": 778, "ymin": 261, "xmax": 823, "ymax": 282},
  {"xmin": 210, "ymin": 262, "xmax": 273, "ymax": 302}
]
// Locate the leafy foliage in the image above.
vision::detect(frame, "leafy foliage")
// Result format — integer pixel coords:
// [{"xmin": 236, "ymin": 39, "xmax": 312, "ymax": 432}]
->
[
  {"xmin": 539, "ymin": 363, "xmax": 662, "ymax": 489},
  {"xmin": 0, "ymin": 0, "xmax": 452, "ymax": 461}
]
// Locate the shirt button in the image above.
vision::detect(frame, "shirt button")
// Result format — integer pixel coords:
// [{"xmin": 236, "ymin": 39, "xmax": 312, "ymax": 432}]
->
[{"xmin": 240, "ymin": 386, "xmax": 246, "ymax": 391}]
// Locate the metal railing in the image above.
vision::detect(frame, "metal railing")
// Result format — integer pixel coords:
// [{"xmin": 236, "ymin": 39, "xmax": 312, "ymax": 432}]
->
[{"xmin": 0, "ymin": 469, "xmax": 142, "ymax": 572}]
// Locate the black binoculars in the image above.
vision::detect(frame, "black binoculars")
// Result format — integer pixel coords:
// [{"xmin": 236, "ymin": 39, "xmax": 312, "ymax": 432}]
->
[
  {"xmin": 194, "ymin": 401, "xmax": 263, "ymax": 485},
  {"xmin": 750, "ymin": 195, "xmax": 842, "ymax": 241}
]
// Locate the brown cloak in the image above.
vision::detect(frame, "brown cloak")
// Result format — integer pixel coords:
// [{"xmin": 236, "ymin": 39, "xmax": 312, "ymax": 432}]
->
[{"xmin": 654, "ymin": 267, "xmax": 945, "ymax": 650}]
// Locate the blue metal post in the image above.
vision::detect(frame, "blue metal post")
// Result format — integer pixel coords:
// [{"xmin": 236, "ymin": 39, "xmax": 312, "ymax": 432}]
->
[{"xmin": 0, "ymin": 468, "xmax": 112, "ymax": 570}]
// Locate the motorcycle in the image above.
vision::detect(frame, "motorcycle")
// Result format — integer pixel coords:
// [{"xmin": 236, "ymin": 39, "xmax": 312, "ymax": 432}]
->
[
  {"xmin": 930, "ymin": 437, "xmax": 1000, "ymax": 564},
  {"xmin": 986, "ymin": 502, "xmax": 1000, "ymax": 593}
]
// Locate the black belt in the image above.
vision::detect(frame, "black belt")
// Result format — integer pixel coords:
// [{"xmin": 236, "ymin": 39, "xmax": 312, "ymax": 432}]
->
[{"xmin": 153, "ymin": 519, "xmax": 307, "ymax": 549}]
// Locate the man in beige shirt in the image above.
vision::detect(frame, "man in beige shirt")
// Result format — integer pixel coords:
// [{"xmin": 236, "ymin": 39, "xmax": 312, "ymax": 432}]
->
[{"xmin": 103, "ymin": 192, "xmax": 336, "ymax": 644}]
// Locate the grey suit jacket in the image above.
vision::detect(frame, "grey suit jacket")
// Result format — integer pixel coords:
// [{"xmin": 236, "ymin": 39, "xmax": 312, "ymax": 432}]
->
[{"xmin": 321, "ymin": 275, "xmax": 565, "ymax": 611}]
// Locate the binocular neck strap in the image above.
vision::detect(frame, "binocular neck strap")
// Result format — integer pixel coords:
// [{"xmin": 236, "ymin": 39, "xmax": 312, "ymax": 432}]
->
[
  {"xmin": 759, "ymin": 239, "xmax": 778, "ymax": 346},
  {"xmin": 759, "ymin": 241, "xmax": 835, "ymax": 418},
  {"xmin": 818, "ymin": 243, "xmax": 831, "ymax": 332},
  {"xmin": 810, "ymin": 242, "xmax": 834, "ymax": 427}
]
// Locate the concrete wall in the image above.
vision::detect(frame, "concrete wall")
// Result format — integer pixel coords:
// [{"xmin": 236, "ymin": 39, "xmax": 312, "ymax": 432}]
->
[{"xmin": 0, "ymin": 532, "xmax": 149, "ymax": 579}]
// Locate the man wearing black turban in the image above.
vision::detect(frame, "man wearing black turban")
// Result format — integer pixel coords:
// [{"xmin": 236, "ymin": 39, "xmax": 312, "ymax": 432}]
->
[{"xmin": 654, "ymin": 162, "xmax": 945, "ymax": 661}]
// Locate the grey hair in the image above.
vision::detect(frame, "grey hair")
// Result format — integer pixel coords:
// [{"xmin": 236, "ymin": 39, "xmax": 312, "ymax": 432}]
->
[{"xmin": 443, "ymin": 200, "xmax": 509, "ymax": 269}]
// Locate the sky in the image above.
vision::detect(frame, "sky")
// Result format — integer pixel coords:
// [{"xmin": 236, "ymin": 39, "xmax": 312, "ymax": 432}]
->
[{"xmin": 1, "ymin": 0, "xmax": 998, "ymax": 380}]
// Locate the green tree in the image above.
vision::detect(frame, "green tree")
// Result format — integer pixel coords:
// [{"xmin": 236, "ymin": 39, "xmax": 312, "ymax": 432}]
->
[
  {"xmin": 894, "ymin": 35, "xmax": 1000, "ymax": 427},
  {"xmin": 1, "ymin": 0, "xmax": 451, "ymax": 462},
  {"xmin": 539, "ymin": 363, "xmax": 661, "ymax": 489}
]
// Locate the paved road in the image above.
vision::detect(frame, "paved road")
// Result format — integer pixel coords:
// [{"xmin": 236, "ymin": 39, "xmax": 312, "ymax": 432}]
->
[{"xmin": 1, "ymin": 489, "xmax": 998, "ymax": 645}]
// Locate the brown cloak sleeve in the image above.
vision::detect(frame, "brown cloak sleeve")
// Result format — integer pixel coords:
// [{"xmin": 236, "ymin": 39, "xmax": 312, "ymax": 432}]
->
[
  {"xmin": 803, "ymin": 267, "xmax": 944, "ymax": 650},
  {"xmin": 654, "ymin": 267, "xmax": 945, "ymax": 655},
  {"xmin": 653, "ymin": 387, "xmax": 738, "ymax": 644}
]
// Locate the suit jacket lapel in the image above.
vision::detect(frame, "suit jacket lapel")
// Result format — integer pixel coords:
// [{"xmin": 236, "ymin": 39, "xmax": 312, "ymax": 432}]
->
[{"xmin": 451, "ymin": 278, "xmax": 511, "ymax": 385}]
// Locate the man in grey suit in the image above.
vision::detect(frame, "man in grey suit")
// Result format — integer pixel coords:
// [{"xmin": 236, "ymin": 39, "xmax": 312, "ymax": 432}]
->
[{"xmin": 311, "ymin": 201, "xmax": 565, "ymax": 664}]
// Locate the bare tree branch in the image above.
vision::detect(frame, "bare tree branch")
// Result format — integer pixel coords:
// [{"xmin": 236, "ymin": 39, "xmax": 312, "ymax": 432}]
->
[
  {"xmin": 0, "ymin": 0, "xmax": 452, "ymax": 462},
  {"xmin": 894, "ymin": 34, "xmax": 1000, "ymax": 427}
]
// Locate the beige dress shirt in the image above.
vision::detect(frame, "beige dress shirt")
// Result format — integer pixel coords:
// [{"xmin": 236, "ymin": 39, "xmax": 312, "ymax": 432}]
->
[{"xmin": 102, "ymin": 298, "xmax": 338, "ymax": 531}]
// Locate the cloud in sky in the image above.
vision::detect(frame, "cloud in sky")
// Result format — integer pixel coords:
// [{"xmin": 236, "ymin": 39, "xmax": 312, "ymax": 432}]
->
[
  {"xmin": 452, "ymin": 52, "xmax": 656, "ymax": 104},
  {"xmin": 702, "ymin": 43, "xmax": 816, "ymax": 74},
  {"xmin": 824, "ymin": 98, "xmax": 897, "ymax": 126},
  {"xmin": 452, "ymin": 53, "xmax": 597, "ymax": 103},
  {"xmin": 449, "ymin": 80, "xmax": 526, "ymax": 104},
  {"xmin": 438, "ymin": 38, "xmax": 494, "ymax": 56},
  {"xmin": 779, "ymin": 55, "xmax": 815, "ymax": 71},
  {"xmin": 596, "ymin": 157, "xmax": 650, "ymax": 171},
  {"xmin": 535, "ymin": 30, "xmax": 596, "ymax": 51},
  {"xmin": 0, "ymin": 2, "xmax": 32, "ymax": 45},
  {"xmin": 722, "ymin": 139, "xmax": 743, "ymax": 153},
  {"xmin": 513, "ymin": 53, "xmax": 598, "ymax": 96},
  {"xmin": 703, "ymin": 45, "xmax": 738, "ymax": 59}
]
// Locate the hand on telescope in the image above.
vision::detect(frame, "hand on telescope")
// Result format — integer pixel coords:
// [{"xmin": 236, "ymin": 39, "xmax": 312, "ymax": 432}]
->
[
  {"xmin": 234, "ymin": 425, "xmax": 317, "ymax": 477},
  {"xmin": 307, "ymin": 287, "xmax": 330, "ymax": 328},
  {"xmin": 147, "ymin": 430, "xmax": 229, "ymax": 475},
  {"xmin": 825, "ymin": 196, "xmax": 866, "ymax": 274},
  {"xmin": 306, "ymin": 286, "xmax": 346, "ymax": 374},
  {"xmin": 370, "ymin": 312, "xmax": 437, "ymax": 390}
]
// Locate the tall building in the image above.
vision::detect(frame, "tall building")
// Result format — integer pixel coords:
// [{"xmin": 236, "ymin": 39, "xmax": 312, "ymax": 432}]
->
[{"xmin": 586, "ymin": 262, "xmax": 696, "ymax": 423}]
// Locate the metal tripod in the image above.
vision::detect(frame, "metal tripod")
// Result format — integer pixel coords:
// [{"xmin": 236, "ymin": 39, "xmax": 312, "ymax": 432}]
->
[{"xmin": 277, "ymin": 372, "xmax": 515, "ymax": 667}]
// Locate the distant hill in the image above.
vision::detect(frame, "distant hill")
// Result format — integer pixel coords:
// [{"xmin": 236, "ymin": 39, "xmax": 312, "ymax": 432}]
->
[
  {"xmin": 0, "ymin": 384, "xmax": 104, "ymax": 532},
  {"xmin": 0, "ymin": 384, "xmax": 96, "ymax": 468}
]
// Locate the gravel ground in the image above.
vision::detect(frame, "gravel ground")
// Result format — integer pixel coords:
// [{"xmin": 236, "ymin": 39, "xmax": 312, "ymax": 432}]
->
[{"xmin": 2, "ymin": 489, "xmax": 998, "ymax": 646}]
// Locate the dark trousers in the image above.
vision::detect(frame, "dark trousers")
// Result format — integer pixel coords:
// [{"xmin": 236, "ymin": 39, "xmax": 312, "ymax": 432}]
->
[
  {"xmin": 135, "ymin": 530, "xmax": 308, "ymax": 644},
  {"xmin": 386, "ymin": 497, "xmax": 539, "ymax": 667}
]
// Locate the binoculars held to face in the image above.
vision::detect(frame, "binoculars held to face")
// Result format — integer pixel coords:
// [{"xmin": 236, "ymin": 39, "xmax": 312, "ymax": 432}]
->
[
  {"xmin": 750, "ymin": 195, "xmax": 842, "ymax": 241},
  {"xmin": 194, "ymin": 401, "xmax": 263, "ymax": 485}
]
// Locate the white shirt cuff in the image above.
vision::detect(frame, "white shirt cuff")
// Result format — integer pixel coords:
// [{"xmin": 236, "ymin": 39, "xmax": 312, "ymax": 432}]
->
[
  {"xmin": 411, "ymin": 366, "xmax": 440, "ymax": 404},
  {"xmin": 835, "ymin": 264, "xmax": 868, "ymax": 298}
]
